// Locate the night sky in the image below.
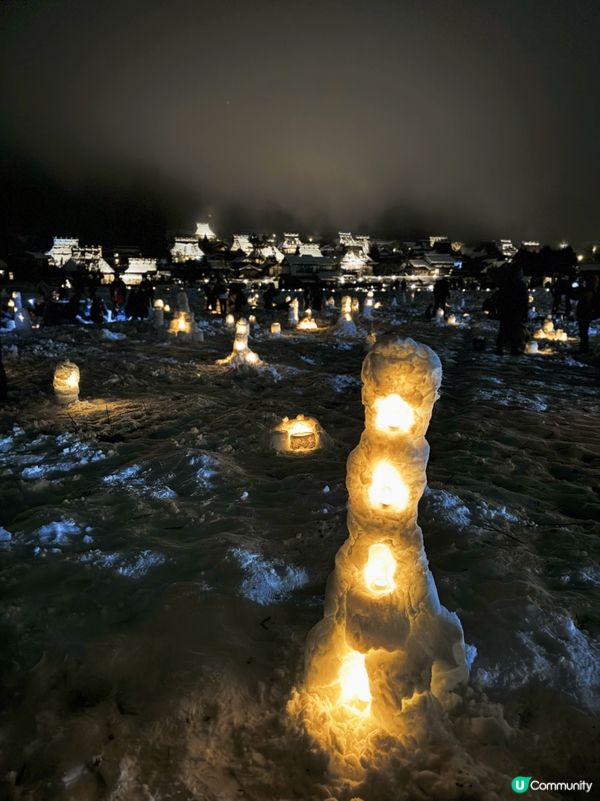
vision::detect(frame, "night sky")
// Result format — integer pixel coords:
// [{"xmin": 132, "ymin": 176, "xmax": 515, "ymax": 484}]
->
[{"xmin": 1, "ymin": 0, "xmax": 599, "ymax": 246}]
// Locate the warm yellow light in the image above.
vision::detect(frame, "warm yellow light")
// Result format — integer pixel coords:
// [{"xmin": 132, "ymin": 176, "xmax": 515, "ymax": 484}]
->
[
  {"xmin": 338, "ymin": 650, "xmax": 371, "ymax": 715},
  {"xmin": 245, "ymin": 351, "xmax": 259, "ymax": 365},
  {"xmin": 65, "ymin": 372, "xmax": 78, "ymax": 389},
  {"xmin": 374, "ymin": 394, "xmax": 414, "ymax": 434},
  {"xmin": 177, "ymin": 314, "xmax": 187, "ymax": 332},
  {"xmin": 289, "ymin": 419, "xmax": 313, "ymax": 436},
  {"xmin": 368, "ymin": 461, "xmax": 409, "ymax": 511},
  {"xmin": 364, "ymin": 544, "xmax": 396, "ymax": 596}
]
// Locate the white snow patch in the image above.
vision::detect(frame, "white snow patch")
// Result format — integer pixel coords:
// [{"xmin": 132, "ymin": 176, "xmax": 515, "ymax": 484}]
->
[
  {"xmin": 230, "ymin": 547, "xmax": 308, "ymax": 605},
  {"xmin": 423, "ymin": 487, "xmax": 471, "ymax": 528}
]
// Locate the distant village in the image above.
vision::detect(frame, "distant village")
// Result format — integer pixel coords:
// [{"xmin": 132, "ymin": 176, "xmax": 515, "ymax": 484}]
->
[{"xmin": 0, "ymin": 221, "xmax": 597, "ymax": 289}]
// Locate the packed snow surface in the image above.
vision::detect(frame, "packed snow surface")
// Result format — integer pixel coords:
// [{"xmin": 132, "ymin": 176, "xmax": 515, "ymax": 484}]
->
[{"xmin": 0, "ymin": 294, "xmax": 599, "ymax": 800}]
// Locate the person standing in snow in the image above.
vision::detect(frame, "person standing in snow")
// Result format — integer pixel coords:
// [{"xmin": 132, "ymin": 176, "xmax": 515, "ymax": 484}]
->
[
  {"xmin": 496, "ymin": 265, "xmax": 529, "ymax": 355},
  {"xmin": 433, "ymin": 277, "xmax": 450, "ymax": 314}
]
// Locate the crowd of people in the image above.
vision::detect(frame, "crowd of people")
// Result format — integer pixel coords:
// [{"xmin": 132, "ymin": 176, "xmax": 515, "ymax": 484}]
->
[{"xmin": 1, "ymin": 269, "xmax": 599, "ymax": 365}]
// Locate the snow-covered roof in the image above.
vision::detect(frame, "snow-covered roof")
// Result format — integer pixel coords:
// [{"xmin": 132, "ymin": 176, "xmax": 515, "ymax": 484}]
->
[
  {"xmin": 196, "ymin": 222, "xmax": 216, "ymax": 239},
  {"xmin": 299, "ymin": 243, "xmax": 323, "ymax": 257}
]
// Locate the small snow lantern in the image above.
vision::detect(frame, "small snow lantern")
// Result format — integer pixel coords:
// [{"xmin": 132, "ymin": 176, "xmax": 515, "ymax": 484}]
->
[
  {"xmin": 153, "ymin": 299, "xmax": 165, "ymax": 328},
  {"xmin": 288, "ymin": 298, "xmax": 299, "ymax": 326},
  {"xmin": 525, "ymin": 341, "xmax": 538, "ymax": 354},
  {"xmin": 169, "ymin": 311, "xmax": 192, "ymax": 338},
  {"xmin": 271, "ymin": 415, "xmax": 321, "ymax": 454},
  {"xmin": 363, "ymin": 290, "xmax": 374, "ymax": 319},
  {"xmin": 249, "ymin": 314, "xmax": 257, "ymax": 324},
  {"xmin": 225, "ymin": 313, "xmax": 235, "ymax": 328},
  {"xmin": 217, "ymin": 318, "xmax": 262, "ymax": 367},
  {"xmin": 335, "ymin": 296, "xmax": 358, "ymax": 337},
  {"xmin": 53, "ymin": 361, "xmax": 80, "ymax": 405},
  {"xmin": 446, "ymin": 314, "xmax": 458, "ymax": 326},
  {"xmin": 271, "ymin": 322, "xmax": 282, "ymax": 338},
  {"xmin": 297, "ymin": 309, "xmax": 318, "ymax": 331}
]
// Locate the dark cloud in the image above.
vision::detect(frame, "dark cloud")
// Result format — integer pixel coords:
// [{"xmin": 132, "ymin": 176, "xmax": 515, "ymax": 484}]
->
[{"xmin": 1, "ymin": 0, "xmax": 599, "ymax": 245}]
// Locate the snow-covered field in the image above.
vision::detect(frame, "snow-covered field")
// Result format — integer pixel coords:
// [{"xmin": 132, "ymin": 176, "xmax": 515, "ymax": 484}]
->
[{"xmin": 1, "ymin": 291, "xmax": 599, "ymax": 800}]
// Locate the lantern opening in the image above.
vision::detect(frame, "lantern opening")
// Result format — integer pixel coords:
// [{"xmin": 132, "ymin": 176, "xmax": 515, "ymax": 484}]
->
[
  {"xmin": 364, "ymin": 543, "xmax": 397, "ymax": 596},
  {"xmin": 374, "ymin": 393, "xmax": 414, "ymax": 434},
  {"xmin": 338, "ymin": 650, "xmax": 371, "ymax": 715},
  {"xmin": 368, "ymin": 461, "xmax": 409, "ymax": 511}
]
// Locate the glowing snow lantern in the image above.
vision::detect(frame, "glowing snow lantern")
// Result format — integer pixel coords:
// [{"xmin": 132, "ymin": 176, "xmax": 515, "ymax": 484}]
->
[
  {"xmin": 164, "ymin": 304, "xmax": 171, "ymax": 313},
  {"xmin": 271, "ymin": 321, "xmax": 282, "ymax": 338},
  {"xmin": 525, "ymin": 340, "xmax": 538, "ymax": 354},
  {"xmin": 271, "ymin": 414, "xmax": 321, "ymax": 454},
  {"xmin": 335, "ymin": 295, "xmax": 358, "ymax": 337},
  {"xmin": 249, "ymin": 314, "xmax": 257, "ymax": 324},
  {"xmin": 295, "ymin": 336, "xmax": 469, "ymax": 746},
  {"xmin": 435, "ymin": 308, "xmax": 445, "ymax": 324},
  {"xmin": 288, "ymin": 298, "xmax": 299, "ymax": 326},
  {"xmin": 338, "ymin": 651, "xmax": 371, "ymax": 715},
  {"xmin": 363, "ymin": 290, "xmax": 374, "ymax": 319},
  {"xmin": 217, "ymin": 318, "xmax": 262, "ymax": 367},
  {"xmin": 351, "ymin": 297, "xmax": 360, "ymax": 317},
  {"xmin": 153, "ymin": 299, "xmax": 165, "ymax": 328},
  {"xmin": 374, "ymin": 393, "xmax": 414, "ymax": 434},
  {"xmin": 225, "ymin": 313, "xmax": 235, "ymax": 328},
  {"xmin": 297, "ymin": 308, "xmax": 318, "ymax": 331},
  {"xmin": 446, "ymin": 314, "xmax": 458, "ymax": 326},
  {"xmin": 169, "ymin": 311, "xmax": 192, "ymax": 338},
  {"xmin": 364, "ymin": 543, "xmax": 396, "ymax": 596},
  {"xmin": 53, "ymin": 361, "xmax": 80, "ymax": 405}
]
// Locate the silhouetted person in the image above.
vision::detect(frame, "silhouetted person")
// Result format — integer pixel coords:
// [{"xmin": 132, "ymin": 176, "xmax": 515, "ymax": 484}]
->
[
  {"xmin": 215, "ymin": 279, "xmax": 228, "ymax": 318},
  {"xmin": 263, "ymin": 283, "xmax": 277, "ymax": 310},
  {"xmin": 90, "ymin": 292, "xmax": 106, "ymax": 324},
  {"xmin": 496, "ymin": 266, "xmax": 529, "ymax": 355},
  {"xmin": 65, "ymin": 293, "xmax": 82, "ymax": 323},
  {"xmin": 433, "ymin": 277, "xmax": 450, "ymax": 313},
  {"xmin": 232, "ymin": 285, "xmax": 247, "ymax": 314},
  {"xmin": 576, "ymin": 275, "xmax": 599, "ymax": 354},
  {"xmin": 312, "ymin": 278, "xmax": 323, "ymax": 311},
  {"xmin": 110, "ymin": 277, "xmax": 127, "ymax": 314}
]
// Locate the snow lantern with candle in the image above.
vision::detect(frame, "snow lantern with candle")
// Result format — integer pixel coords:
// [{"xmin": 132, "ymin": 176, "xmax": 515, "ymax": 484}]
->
[
  {"xmin": 297, "ymin": 309, "xmax": 318, "ymax": 331},
  {"xmin": 271, "ymin": 414, "xmax": 322, "ymax": 455},
  {"xmin": 288, "ymin": 298, "xmax": 299, "ymax": 326},
  {"xmin": 53, "ymin": 361, "xmax": 80, "ymax": 405},
  {"xmin": 363, "ymin": 290, "xmax": 374, "ymax": 319},
  {"xmin": 271, "ymin": 321, "xmax": 282, "ymax": 338},
  {"xmin": 292, "ymin": 336, "xmax": 470, "ymax": 747},
  {"xmin": 217, "ymin": 318, "xmax": 262, "ymax": 368},
  {"xmin": 168, "ymin": 311, "xmax": 193, "ymax": 339},
  {"xmin": 334, "ymin": 295, "xmax": 358, "ymax": 337}
]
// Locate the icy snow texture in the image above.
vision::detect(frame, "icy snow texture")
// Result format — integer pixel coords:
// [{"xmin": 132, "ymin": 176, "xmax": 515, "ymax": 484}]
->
[{"xmin": 230, "ymin": 547, "xmax": 309, "ymax": 605}]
